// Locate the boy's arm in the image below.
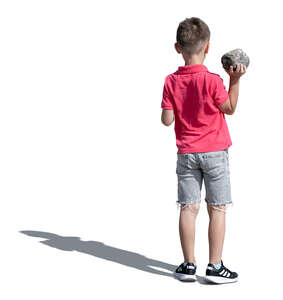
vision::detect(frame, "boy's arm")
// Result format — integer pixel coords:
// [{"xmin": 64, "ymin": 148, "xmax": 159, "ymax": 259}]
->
[
  {"xmin": 161, "ymin": 75, "xmax": 175, "ymax": 126},
  {"xmin": 218, "ymin": 64, "xmax": 246, "ymax": 115},
  {"xmin": 161, "ymin": 109, "xmax": 174, "ymax": 126}
]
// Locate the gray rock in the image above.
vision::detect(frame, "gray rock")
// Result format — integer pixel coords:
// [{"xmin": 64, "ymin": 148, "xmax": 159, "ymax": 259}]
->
[{"xmin": 221, "ymin": 48, "xmax": 250, "ymax": 71}]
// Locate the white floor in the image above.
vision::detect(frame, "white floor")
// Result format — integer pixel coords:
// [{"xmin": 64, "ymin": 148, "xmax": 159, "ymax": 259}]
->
[{"xmin": 3, "ymin": 188, "xmax": 282, "ymax": 299}]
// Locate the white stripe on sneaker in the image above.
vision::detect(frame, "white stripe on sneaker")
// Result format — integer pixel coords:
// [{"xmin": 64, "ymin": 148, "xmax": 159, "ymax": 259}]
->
[
  {"xmin": 223, "ymin": 270, "xmax": 227, "ymax": 277},
  {"xmin": 220, "ymin": 269, "xmax": 225, "ymax": 275}
]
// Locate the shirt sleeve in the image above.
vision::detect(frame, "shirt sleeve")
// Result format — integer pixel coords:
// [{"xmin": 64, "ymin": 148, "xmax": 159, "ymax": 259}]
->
[
  {"xmin": 161, "ymin": 76, "xmax": 174, "ymax": 110},
  {"xmin": 211, "ymin": 75, "xmax": 229, "ymax": 107}
]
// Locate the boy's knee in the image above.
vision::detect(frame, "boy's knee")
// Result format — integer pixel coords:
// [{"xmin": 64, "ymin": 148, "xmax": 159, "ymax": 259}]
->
[
  {"xmin": 180, "ymin": 202, "xmax": 200, "ymax": 215},
  {"xmin": 208, "ymin": 204, "xmax": 227, "ymax": 213}
]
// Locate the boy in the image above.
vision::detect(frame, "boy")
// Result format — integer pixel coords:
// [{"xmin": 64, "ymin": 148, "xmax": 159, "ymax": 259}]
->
[{"xmin": 161, "ymin": 17, "xmax": 246, "ymax": 284}]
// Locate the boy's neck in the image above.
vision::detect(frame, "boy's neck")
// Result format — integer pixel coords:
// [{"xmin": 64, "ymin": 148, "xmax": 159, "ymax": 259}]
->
[{"xmin": 183, "ymin": 54, "xmax": 206, "ymax": 66}]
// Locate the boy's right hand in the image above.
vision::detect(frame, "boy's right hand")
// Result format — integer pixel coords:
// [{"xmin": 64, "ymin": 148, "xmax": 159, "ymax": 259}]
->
[{"xmin": 224, "ymin": 63, "xmax": 246, "ymax": 80}]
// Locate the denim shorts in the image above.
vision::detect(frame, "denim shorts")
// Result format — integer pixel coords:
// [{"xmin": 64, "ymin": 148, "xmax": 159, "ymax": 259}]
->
[{"xmin": 176, "ymin": 149, "xmax": 232, "ymax": 208}]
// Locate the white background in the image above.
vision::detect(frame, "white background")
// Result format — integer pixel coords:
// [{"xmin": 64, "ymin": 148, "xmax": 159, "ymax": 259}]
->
[{"xmin": 1, "ymin": 0, "xmax": 282, "ymax": 298}]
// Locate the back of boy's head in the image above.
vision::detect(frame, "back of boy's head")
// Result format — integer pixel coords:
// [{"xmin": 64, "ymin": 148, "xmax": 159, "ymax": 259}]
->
[{"xmin": 176, "ymin": 17, "xmax": 210, "ymax": 56}]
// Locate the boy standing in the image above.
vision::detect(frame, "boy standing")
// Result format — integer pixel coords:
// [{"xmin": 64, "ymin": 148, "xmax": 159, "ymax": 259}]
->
[{"xmin": 161, "ymin": 17, "xmax": 246, "ymax": 284}]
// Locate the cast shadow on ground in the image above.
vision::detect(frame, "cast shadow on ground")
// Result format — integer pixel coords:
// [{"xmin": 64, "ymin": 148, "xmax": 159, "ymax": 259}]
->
[
  {"xmin": 196, "ymin": 275, "xmax": 218, "ymax": 285},
  {"xmin": 19, "ymin": 230, "xmax": 178, "ymax": 278}
]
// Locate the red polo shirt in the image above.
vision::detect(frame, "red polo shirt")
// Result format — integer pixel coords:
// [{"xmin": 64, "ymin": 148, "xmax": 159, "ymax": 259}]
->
[{"xmin": 161, "ymin": 64, "xmax": 232, "ymax": 154}]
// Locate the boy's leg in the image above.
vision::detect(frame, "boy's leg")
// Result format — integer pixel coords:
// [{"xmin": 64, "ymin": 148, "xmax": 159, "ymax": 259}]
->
[
  {"xmin": 205, "ymin": 204, "xmax": 238, "ymax": 284},
  {"xmin": 207, "ymin": 204, "xmax": 226, "ymax": 264},
  {"xmin": 176, "ymin": 152, "xmax": 203, "ymax": 263},
  {"xmin": 200, "ymin": 149, "xmax": 231, "ymax": 264},
  {"xmin": 179, "ymin": 202, "xmax": 200, "ymax": 262}
]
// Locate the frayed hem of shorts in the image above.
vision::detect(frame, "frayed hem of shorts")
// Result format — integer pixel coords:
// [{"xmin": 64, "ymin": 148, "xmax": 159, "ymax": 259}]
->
[
  {"xmin": 176, "ymin": 200, "xmax": 201, "ymax": 211},
  {"xmin": 206, "ymin": 202, "xmax": 233, "ymax": 213}
]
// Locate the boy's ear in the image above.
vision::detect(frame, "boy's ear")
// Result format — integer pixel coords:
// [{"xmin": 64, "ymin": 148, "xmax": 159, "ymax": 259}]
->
[
  {"xmin": 175, "ymin": 42, "xmax": 182, "ymax": 54},
  {"xmin": 204, "ymin": 41, "xmax": 210, "ymax": 54}
]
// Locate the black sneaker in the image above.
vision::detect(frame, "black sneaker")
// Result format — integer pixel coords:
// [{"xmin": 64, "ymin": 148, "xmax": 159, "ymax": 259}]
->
[
  {"xmin": 205, "ymin": 260, "xmax": 238, "ymax": 284},
  {"xmin": 173, "ymin": 262, "xmax": 197, "ymax": 282}
]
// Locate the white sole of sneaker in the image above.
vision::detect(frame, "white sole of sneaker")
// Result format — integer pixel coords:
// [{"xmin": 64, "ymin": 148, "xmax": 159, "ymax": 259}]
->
[
  {"xmin": 204, "ymin": 275, "xmax": 238, "ymax": 284},
  {"xmin": 173, "ymin": 272, "xmax": 196, "ymax": 282}
]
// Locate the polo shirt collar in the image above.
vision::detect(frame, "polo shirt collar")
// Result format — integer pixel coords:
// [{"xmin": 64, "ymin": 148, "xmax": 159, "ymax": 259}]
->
[{"xmin": 176, "ymin": 64, "xmax": 208, "ymax": 74}]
